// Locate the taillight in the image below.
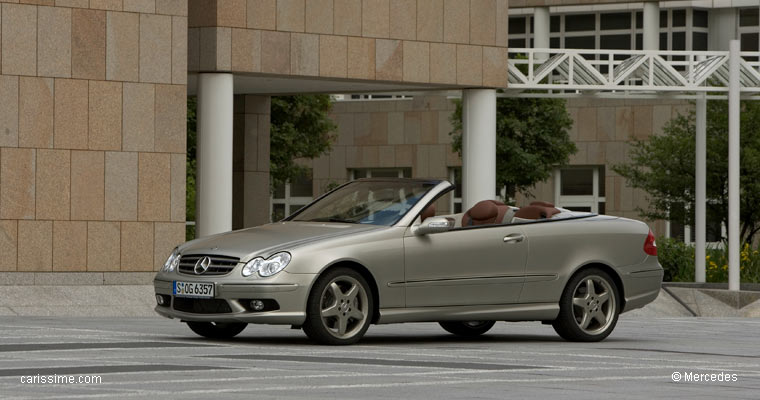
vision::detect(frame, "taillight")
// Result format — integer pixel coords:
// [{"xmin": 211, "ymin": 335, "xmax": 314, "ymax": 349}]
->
[{"xmin": 643, "ymin": 230, "xmax": 657, "ymax": 256}]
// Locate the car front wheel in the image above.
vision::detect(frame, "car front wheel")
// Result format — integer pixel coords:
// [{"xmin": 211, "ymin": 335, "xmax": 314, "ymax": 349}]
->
[
  {"xmin": 186, "ymin": 321, "xmax": 247, "ymax": 339},
  {"xmin": 552, "ymin": 268, "xmax": 620, "ymax": 342},
  {"xmin": 439, "ymin": 321, "xmax": 496, "ymax": 337},
  {"xmin": 303, "ymin": 268, "xmax": 373, "ymax": 345}
]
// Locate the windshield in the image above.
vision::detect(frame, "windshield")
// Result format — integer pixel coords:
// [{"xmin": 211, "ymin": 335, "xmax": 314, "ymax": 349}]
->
[{"xmin": 290, "ymin": 180, "xmax": 436, "ymax": 226}]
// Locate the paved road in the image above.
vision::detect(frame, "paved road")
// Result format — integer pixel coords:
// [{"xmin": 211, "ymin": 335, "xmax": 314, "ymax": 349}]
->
[{"xmin": 0, "ymin": 316, "xmax": 758, "ymax": 399}]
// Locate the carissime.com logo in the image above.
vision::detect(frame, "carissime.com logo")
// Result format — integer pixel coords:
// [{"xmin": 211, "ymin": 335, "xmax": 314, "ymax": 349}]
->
[{"xmin": 671, "ymin": 371, "xmax": 738, "ymax": 383}]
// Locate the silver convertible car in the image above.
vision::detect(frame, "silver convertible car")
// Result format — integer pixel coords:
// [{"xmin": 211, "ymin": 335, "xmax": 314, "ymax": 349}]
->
[{"xmin": 154, "ymin": 178, "xmax": 662, "ymax": 345}]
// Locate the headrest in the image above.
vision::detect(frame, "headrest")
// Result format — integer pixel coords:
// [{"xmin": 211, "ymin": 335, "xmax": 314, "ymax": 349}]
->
[
  {"xmin": 420, "ymin": 203, "xmax": 436, "ymax": 222},
  {"xmin": 513, "ymin": 205, "xmax": 561, "ymax": 220},
  {"xmin": 469, "ymin": 200, "xmax": 498, "ymax": 220}
]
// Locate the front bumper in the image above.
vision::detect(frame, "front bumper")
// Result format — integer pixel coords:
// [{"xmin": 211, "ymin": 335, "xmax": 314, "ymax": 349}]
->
[{"xmin": 153, "ymin": 273, "xmax": 317, "ymax": 325}]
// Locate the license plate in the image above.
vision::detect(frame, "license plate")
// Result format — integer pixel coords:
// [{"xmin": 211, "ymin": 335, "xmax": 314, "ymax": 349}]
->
[{"xmin": 173, "ymin": 281, "xmax": 214, "ymax": 298}]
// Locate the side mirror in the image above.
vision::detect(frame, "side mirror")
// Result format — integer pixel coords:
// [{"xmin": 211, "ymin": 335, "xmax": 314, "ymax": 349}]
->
[{"xmin": 412, "ymin": 216, "xmax": 454, "ymax": 236}]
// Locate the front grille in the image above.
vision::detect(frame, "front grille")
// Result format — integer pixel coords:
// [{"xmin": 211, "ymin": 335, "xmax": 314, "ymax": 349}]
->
[
  {"xmin": 173, "ymin": 298, "xmax": 232, "ymax": 314},
  {"xmin": 178, "ymin": 254, "xmax": 239, "ymax": 276}
]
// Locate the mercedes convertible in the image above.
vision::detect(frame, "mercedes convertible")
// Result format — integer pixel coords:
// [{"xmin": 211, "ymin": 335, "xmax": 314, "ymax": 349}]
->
[{"xmin": 154, "ymin": 178, "xmax": 662, "ymax": 345}]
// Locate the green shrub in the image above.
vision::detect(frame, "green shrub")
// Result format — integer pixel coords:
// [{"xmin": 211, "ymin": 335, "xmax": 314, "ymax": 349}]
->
[
  {"xmin": 658, "ymin": 237, "xmax": 695, "ymax": 282},
  {"xmin": 657, "ymin": 237, "xmax": 760, "ymax": 283}
]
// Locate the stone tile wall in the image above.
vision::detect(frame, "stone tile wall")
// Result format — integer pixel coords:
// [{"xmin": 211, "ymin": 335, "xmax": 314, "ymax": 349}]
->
[
  {"xmin": 188, "ymin": 0, "xmax": 509, "ymax": 88},
  {"xmin": 0, "ymin": 0, "xmax": 187, "ymax": 276}
]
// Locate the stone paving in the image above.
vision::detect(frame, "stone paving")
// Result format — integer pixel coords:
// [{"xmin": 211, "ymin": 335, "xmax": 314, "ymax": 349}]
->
[{"xmin": 0, "ymin": 315, "xmax": 758, "ymax": 399}]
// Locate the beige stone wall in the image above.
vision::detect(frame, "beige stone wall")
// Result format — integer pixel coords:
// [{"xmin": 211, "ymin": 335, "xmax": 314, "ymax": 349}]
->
[
  {"xmin": 517, "ymin": 98, "xmax": 692, "ymax": 237},
  {"xmin": 0, "ymin": 0, "xmax": 187, "ymax": 280},
  {"xmin": 188, "ymin": 0, "xmax": 509, "ymax": 87}
]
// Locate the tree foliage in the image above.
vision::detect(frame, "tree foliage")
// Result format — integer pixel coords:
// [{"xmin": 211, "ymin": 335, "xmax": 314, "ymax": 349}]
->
[
  {"xmin": 450, "ymin": 97, "xmax": 576, "ymax": 198},
  {"xmin": 270, "ymin": 95, "xmax": 336, "ymax": 189},
  {"xmin": 613, "ymin": 100, "xmax": 760, "ymax": 244}
]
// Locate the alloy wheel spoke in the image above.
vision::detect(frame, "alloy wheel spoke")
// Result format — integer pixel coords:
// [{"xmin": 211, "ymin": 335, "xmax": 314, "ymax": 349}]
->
[
  {"xmin": 328, "ymin": 282, "xmax": 342, "ymax": 299},
  {"xmin": 579, "ymin": 310, "xmax": 592, "ymax": 329},
  {"xmin": 594, "ymin": 310, "xmax": 608, "ymax": 326},
  {"xmin": 344, "ymin": 284, "xmax": 359, "ymax": 301},
  {"xmin": 597, "ymin": 291, "xmax": 610, "ymax": 305},
  {"xmin": 321, "ymin": 303, "xmax": 339, "ymax": 317},
  {"xmin": 348, "ymin": 307, "xmax": 364, "ymax": 321},
  {"xmin": 337, "ymin": 315, "xmax": 348, "ymax": 335},
  {"xmin": 586, "ymin": 279, "xmax": 596, "ymax": 297},
  {"xmin": 573, "ymin": 297, "xmax": 587, "ymax": 308}
]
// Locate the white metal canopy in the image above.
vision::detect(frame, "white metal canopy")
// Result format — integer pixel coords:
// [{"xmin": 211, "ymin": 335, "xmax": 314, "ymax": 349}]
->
[{"xmin": 505, "ymin": 48, "xmax": 760, "ymax": 100}]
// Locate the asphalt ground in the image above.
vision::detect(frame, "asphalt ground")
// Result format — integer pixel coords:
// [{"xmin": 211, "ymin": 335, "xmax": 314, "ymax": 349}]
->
[{"xmin": 0, "ymin": 316, "xmax": 758, "ymax": 399}]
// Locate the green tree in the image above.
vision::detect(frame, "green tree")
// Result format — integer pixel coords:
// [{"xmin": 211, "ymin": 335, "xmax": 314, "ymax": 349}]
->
[
  {"xmin": 613, "ymin": 100, "xmax": 760, "ymax": 244},
  {"xmin": 450, "ymin": 96, "xmax": 576, "ymax": 198},
  {"xmin": 270, "ymin": 95, "xmax": 336, "ymax": 189}
]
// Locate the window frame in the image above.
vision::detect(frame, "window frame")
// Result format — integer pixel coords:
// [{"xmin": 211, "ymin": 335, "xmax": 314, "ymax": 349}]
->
[{"xmin": 554, "ymin": 166, "xmax": 606, "ymax": 214}]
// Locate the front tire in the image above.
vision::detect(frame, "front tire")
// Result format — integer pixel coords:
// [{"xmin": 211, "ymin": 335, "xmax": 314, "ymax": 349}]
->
[
  {"xmin": 302, "ymin": 268, "xmax": 374, "ymax": 345},
  {"xmin": 439, "ymin": 321, "xmax": 495, "ymax": 337},
  {"xmin": 186, "ymin": 321, "xmax": 247, "ymax": 339},
  {"xmin": 552, "ymin": 268, "xmax": 620, "ymax": 342}
]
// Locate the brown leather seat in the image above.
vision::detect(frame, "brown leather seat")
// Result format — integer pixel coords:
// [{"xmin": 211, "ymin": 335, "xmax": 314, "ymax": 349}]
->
[
  {"xmin": 529, "ymin": 201, "xmax": 555, "ymax": 208},
  {"xmin": 420, "ymin": 203, "xmax": 436, "ymax": 222},
  {"xmin": 462, "ymin": 200, "xmax": 508, "ymax": 226},
  {"xmin": 513, "ymin": 204, "xmax": 560, "ymax": 220}
]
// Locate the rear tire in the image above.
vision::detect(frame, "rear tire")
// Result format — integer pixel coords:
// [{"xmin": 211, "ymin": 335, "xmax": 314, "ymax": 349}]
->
[
  {"xmin": 552, "ymin": 268, "xmax": 620, "ymax": 342},
  {"xmin": 439, "ymin": 321, "xmax": 495, "ymax": 337},
  {"xmin": 302, "ymin": 268, "xmax": 374, "ymax": 345},
  {"xmin": 186, "ymin": 321, "xmax": 247, "ymax": 339}
]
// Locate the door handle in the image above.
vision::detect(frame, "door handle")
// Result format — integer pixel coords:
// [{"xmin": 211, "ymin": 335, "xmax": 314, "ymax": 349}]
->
[{"xmin": 503, "ymin": 234, "xmax": 525, "ymax": 243}]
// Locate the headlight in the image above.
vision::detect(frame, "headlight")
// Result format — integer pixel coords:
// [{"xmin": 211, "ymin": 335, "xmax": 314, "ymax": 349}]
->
[
  {"xmin": 241, "ymin": 257, "xmax": 263, "ymax": 277},
  {"xmin": 241, "ymin": 252, "xmax": 292, "ymax": 277},
  {"xmin": 259, "ymin": 252, "xmax": 291, "ymax": 277},
  {"xmin": 161, "ymin": 248, "xmax": 180, "ymax": 273}
]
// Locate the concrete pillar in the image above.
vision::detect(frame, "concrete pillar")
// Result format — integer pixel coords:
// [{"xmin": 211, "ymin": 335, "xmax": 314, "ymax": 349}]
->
[
  {"xmin": 196, "ymin": 73, "xmax": 234, "ymax": 237},
  {"xmin": 232, "ymin": 95, "xmax": 271, "ymax": 229},
  {"xmin": 695, "ymin": 93, "xmax": 706, "ymax": 283},
  {"xmin": 643, "ymin": 1, "xmax": 660, "ymax": 51},
  {"xmin": 728, "ymin": 40, "xmax": 741, "ymax": 291},
  {"xmin": 533, "ymin": 7, "xmax": 550, "ymax": 61},
  {"xmin": 461, "ymin": 89, "xmax": 496, "ymax": 210}
]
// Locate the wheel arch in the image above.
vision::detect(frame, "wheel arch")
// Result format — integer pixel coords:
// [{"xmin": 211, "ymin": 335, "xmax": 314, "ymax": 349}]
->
[
  {"xmin": 312, "ymin": 260, "xmax": 381, "ymax": 324},
  {"xmin": 568, "ymin": 262, "xmax": 626, "ymax": 310}
]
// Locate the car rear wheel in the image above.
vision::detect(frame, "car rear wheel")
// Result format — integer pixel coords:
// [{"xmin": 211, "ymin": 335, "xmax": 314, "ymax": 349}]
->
[
  {"xmin": 552, "ymin": 268, "xmax": 619, "ymax": 342},
  {"xmin": 303, "ymin": 268, "xmax": 374, "ymax": 345},
  {"xmin": 439, "ymin": 321, "xmax": 496, "ymax": 337},
  {"xmin": 186, "ymin": 321, "xmax": 247, "ymax": 339}
]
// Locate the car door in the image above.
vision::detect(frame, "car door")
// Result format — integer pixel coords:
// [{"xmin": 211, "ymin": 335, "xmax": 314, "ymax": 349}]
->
[{"xmin": 402, "ymin": 225, "xmax": 529, "ymax": 307}]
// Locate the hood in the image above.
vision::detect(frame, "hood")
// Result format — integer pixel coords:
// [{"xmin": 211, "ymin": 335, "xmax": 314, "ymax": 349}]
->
[{"xmin": 178, "ymin": 222, "xmax": 383, "ymax": 261}]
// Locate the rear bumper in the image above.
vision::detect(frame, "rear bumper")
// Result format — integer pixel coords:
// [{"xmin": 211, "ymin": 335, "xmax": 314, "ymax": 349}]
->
[
  {"xmin": 153, "ymin": 273, "xmax": 317, "ymax": 325},
  {"xmin": 620, "ymin": 257, "xmax": 664, "ymax": 313}
]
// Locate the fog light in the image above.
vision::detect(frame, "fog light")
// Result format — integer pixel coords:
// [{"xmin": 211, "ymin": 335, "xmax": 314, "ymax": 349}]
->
[
  {"xmin": 156, "ymin": 294, "xmax": 165, "ymax": 305},
  {"xmin": 250, "ymin": 300, "xmax": 265, "ymax": 311}
]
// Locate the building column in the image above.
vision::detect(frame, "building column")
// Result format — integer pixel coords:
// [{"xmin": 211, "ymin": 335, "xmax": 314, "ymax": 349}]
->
[
  {"xmin": 461, "ymin": 89, "xmax": 496, "ymax": 210},
  {"xmin": 642, "ymin": 1, "xmax": 659, "ymax": 51},
  {"xmin": 196, "ymin": 73, "xmax": 234, "ymax": 237},
  {"xmin": 232, "ymin": 95, "xmax": 271, "ymax": 230},
  {"xmin": 533, "ymin": 7, "xmax": 550, "ymax": 61},
  {"xmin": 727, "ymin": 40, "xmax": 741, "ymax": 291},
  {"xmin": 694, "ymin": 92, "xmax": 707, "ymax": 283}
]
